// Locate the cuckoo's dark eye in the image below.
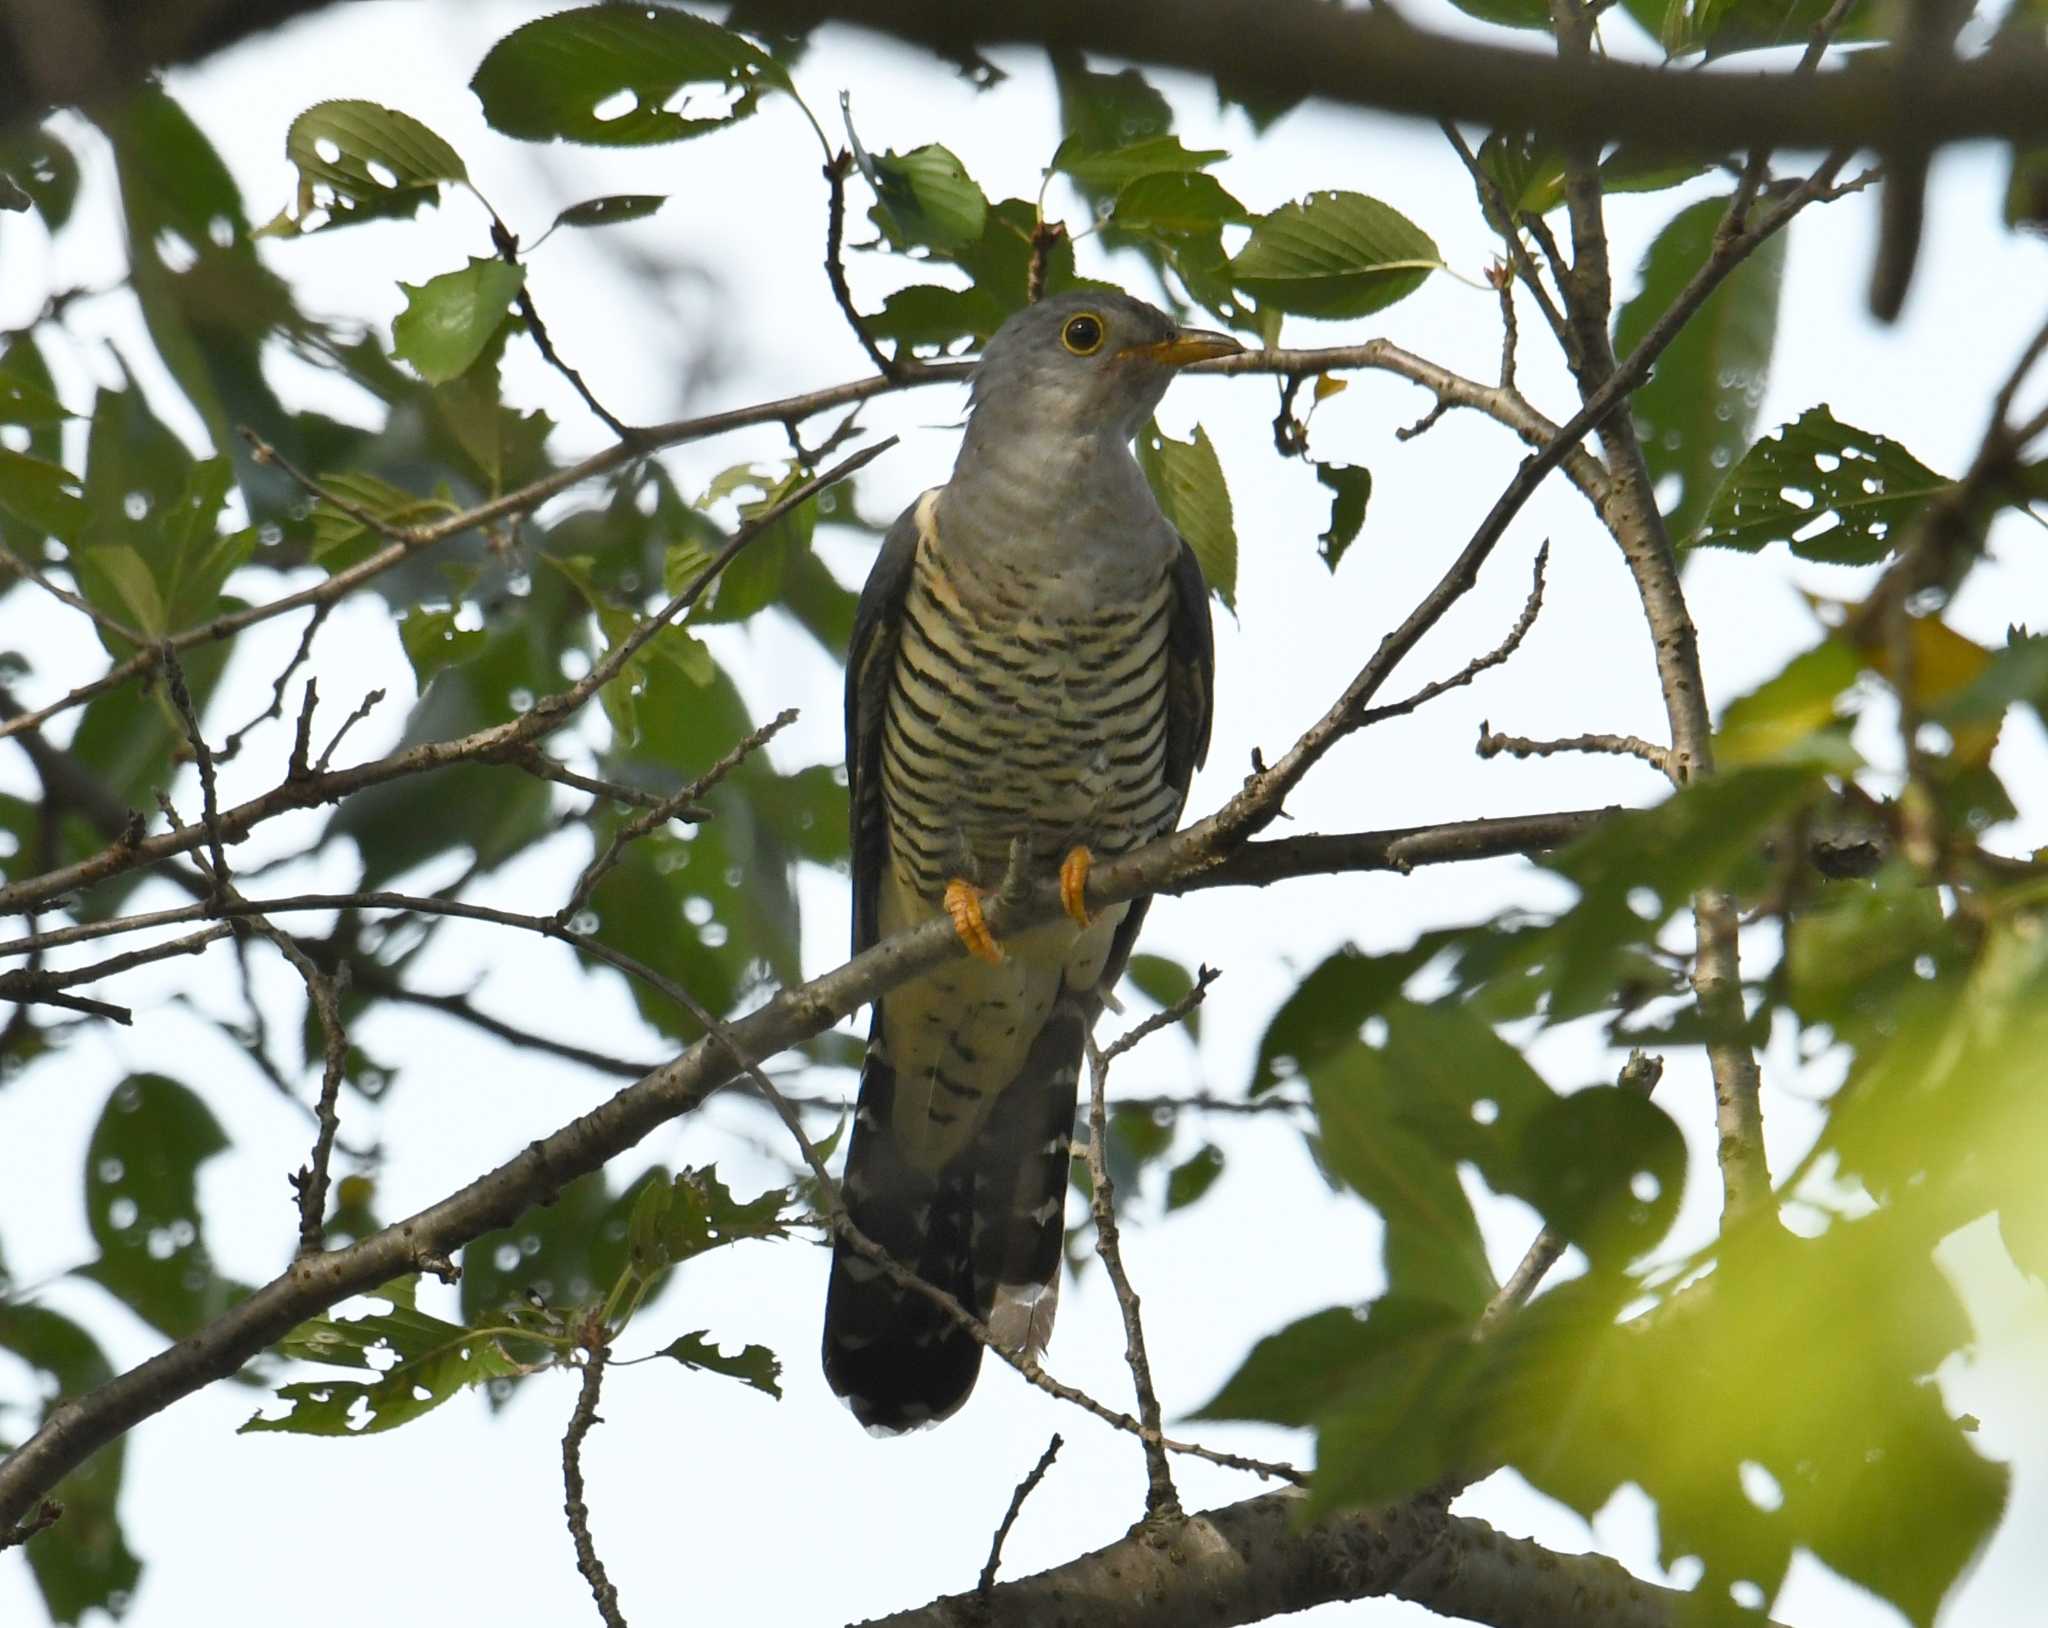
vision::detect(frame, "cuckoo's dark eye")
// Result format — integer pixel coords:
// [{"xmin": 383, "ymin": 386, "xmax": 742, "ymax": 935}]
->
[{"xmin": 1060, "ymin": 313, "xmax": 1105, "ymax": 356}]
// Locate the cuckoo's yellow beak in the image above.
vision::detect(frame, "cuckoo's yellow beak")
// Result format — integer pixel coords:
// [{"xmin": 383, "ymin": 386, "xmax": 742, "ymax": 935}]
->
[{"xmin": 1130, "ymin": 328, "xmax": 1244, "ymax": 367}]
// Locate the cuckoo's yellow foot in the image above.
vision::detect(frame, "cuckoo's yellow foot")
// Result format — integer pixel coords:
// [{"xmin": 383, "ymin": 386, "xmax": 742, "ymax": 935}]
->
[
  {"xmin": 1059, "ymin": 845, "xmax": 1094, "ymax": 929},
  {"xmin": 823, "ymin": 290, "xmax": 1230, "ymax": 1433},
  {"xmin": 942, "ymin": 877, "xmax": 1004, "ymax": 965}
]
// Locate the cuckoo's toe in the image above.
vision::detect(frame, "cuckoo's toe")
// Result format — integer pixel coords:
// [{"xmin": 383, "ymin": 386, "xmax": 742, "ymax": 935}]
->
[
  {"xmin": 944, "ymin": 878, "xmax": 1005, "ymax": 965},
  {"xmin": 1059, "ymin": 845, "xmax": 1093, "ymax": 928}
]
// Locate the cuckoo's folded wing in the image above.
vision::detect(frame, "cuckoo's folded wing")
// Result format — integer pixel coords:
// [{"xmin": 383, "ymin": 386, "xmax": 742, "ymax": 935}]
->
[{"xmin": 845, "ymin": 497, "xmax": 926, "ymax": 957}]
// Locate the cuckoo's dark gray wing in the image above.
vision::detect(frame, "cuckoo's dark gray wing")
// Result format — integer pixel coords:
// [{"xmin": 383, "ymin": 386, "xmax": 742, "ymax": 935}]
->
[{"xmin": 845, "ymin": 500, "xmax": 923, "ymax": 957}]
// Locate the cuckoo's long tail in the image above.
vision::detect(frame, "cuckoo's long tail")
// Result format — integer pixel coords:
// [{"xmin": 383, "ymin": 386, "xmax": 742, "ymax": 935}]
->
[{"xmin": 821, "ymin": 1004, "xmax": 1085, "ymax": 1432}]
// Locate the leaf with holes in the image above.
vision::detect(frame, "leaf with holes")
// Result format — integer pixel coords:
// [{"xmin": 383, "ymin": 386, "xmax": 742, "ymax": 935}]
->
[
  {"xmin": 1230, "ymin": 192, "xmax": 1440, "ymax": 320},
  {"xmin": 624, "ymin": 1166, "xmax": 792, "ymax": 1284},
  {"xmin": 265, "ymin": 99, "xmax": 467, "ymax": 234},
  {"xmin": 1695, "ymin": 405, "xmax": 1953, "ymax": 564},
  {"xmin": 243, "ymin": 1283, "xmax": 526, "ymax": 1436},
  {"xmin": 1108, "ymin": 171, "xmax": 1248, "ymax": 235},
  {"xmin": 471, "ymin": 6, "xmax": 794, "ymax": 146},
  {"xmin": 1616, "ymin": 196, "xmax": 1785, "ymax": 544},
  {"xmin": 1138, "ymin": 421, "xmax": 1236, "ymax": 609},
  {"xmin": 658, "ymin": 1330, "xmax": 784, "ymax": 1398},
  {"xmin": 392, "ymin": 258, "xmax": 527, "ymax": 386}
]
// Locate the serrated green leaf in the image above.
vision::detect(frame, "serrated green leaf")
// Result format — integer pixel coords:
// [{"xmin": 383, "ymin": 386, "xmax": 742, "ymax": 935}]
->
[
  {"xmin": 471, "ymin": 5, "xmax": 792, "ymax": 147},
  {"xmin": 244, "ymin": 1293, "xmax": 524, "ymax": 1436},
  {"xmin": 870, "ymin": 143, "xmax": 987, "ymax": 253},
  {"xmin": 554, "ymin": 192, "xmax": 668, "ymax": 228},
  {"xmin": 657, "ymin": 1330, "xmax": 783, "ymax": 1397},
  {"xmin": 1108, "ymin": 170, "xmax": 1248, "ymax": 235},
  {"xmin": 1230, "ymin": 191, "xmax": 1439, "ymax": 320},
  {"xmin": 392, "ymin": 258, "xmax": 527, "ymax": 385},
  {"xmin": 625, "ymin": 1167, "xmax": 791, "ymax": 1283},
  {"xmin": 1695, "ymin": 405, "xmax": 1952, "ymax": 564},
  {"xmin": 269, "ymin": 99, "xmax": 467, "ymax": 234},
  {"xmin": 397, "ymin": 606, "xmax": 487, "ymax": 691},
  {"xmin": 1314, "ymin": 461, "xmax": 1370, "ymax": 570},
  {"xmin": 1616, "ymin": 195, "xmax": 1786, "ymax": 543},
  {"xmin": 1056, "ymin": 133, "xmax": 1227, "ymax": 192},
  {"xmin": 1137, "ymin": 420, "xmax": 1236, "ymax": 609}
]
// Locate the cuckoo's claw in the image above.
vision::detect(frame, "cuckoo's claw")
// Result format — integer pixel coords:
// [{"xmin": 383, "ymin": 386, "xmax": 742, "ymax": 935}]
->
[
  {"xmin": 1059, "ymin": 845, "xmax": 1093, "ymax": 928},
  {"xmin": 944, "ymin": 878, "xmax": 1005, "ymax": 965}
]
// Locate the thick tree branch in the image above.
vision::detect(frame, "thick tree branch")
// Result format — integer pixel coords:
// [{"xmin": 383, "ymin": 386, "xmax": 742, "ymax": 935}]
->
[
  {"xmin": 854, "ymin": 1486, "xmax": 1775, "ymax": 1628},
  {"xmin": 761, "ymin": 0, "xmax": 2048, "ymax": 156}
]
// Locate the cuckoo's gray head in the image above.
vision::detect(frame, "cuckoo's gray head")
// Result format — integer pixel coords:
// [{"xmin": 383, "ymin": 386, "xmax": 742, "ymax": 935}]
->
[{"xmin": 964, "ymin": 292, "xmax": 1242, "ymax": 449}]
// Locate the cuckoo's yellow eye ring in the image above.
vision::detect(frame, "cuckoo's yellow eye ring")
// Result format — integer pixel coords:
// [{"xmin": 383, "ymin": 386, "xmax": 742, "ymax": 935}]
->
[{"xmin": 1060, "ymin": 313, "xmax": 1105, "ymax": 356}]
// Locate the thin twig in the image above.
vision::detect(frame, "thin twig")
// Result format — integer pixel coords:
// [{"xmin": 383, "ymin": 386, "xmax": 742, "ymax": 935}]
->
[
  {"xmin": 0, "ymin": 536, "xmax": 147, "ymax": 648},
  {"xmin": 556, "ymin": 708, "xmax": 798, "ymax": 926},
  {"xmin": 1476, "ymin": 723, "xmax": 1669, "ymax": 774},
  {"xmin": 490, "ymin": 218, "xmax": 640, "ymax": 444},
  {"xmin": 562, "ymin": 1330, "xmax": 630, "ymax": 1628},
  {"xmin": 285, "ymin": 949, "xmax": 351, "ymax": 1256},
  {"xmin": 1476, "ymin": 1050, "xmax": 1664, "ymax": 1336},
  {"xmin": 1356, "ymin": 542, "xmax": 1549, "ymax": 727},
  {"xmin": 315, "ymin": 690, "xmax": 384, "ymax": 773},
  {"xmin": 977, "ymin": 1434, "xmax": 1064, "ymax": 1599},
  {"xmin": 160, "ymin": 647, "xmax": 229, "ymax": 912},
  {"xmin": 220, "ymin": 604, "xmax": 331, "ymax": 763},
  {"xmin": 824, "ymin": 151, "xmax": 902, "ymax": 379},
  {"xmin": 1086, "ymin": 969, "xmax": 1220, "ymax": 1520},
  {"xmin": 513, "ymin": 750, "xmax": 710, "ymax": 815}
]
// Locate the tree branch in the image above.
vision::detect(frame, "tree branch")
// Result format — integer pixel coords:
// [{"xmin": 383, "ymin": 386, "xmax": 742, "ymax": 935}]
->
[{"xmin": 855, "ymin": 1486, "xmax": 1776, "ymax": 1628}]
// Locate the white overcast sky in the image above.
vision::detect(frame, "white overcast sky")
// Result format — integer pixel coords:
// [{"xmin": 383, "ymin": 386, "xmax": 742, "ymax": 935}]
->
[{"xmin": 2, "ymin": 4, "xmax": 2046, "ymax": 1625}]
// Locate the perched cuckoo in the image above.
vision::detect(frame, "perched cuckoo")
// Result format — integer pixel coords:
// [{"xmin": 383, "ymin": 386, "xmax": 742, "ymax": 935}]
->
[{"xmin": 822, "ymin": 291, "xmax": 1236, "ymax": 1430}]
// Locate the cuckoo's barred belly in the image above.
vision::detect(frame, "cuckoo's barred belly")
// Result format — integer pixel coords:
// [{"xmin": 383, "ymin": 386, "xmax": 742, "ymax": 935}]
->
[{"xmin": 879, "ymin": 534, "xmax": 1178, "ymax": 900}]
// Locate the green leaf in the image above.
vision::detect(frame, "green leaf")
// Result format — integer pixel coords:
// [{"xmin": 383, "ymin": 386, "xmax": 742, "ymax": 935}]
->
[
  {"xmin": 307, "ymin": 472, "xmax": 457, "ymax": 570},
  {"xmin": 397, "ymin": 606, "xmax": 487, "ymax": 691},
  {"xmin": 1056, "ymin": 133, "xmax": 1227, "ymax": 192},
  {"xmin": 471, "ymin": 5, "xmax": 793, "ymax": 146},
  {"xmin": 244, "ymin": 1287, "xmax": 524, "ymax": 1436},
  {"xmin": 72, "ymin": 544, "xmax": 165, "ymax": 636},
  {"xmin": 657, "ymin": 1330, "xmax": 784, "ymax": 1398},
  {"xmin": 1512, "ymin": 1088, "xmax": 1685, "ymax": 1263},
  {"xmin": 1230, "ymin": 191, "xmax": 1440, "ymax": 320},
  {"xmin": 0, "ymin": 448, "xmax": 84, "ymax": 543},
  {"xmin": 0, "ymin": 1303, "xmax": 139, "ymax": 1624},
  {"xmin": 0, "ymin": 123, "xmax": 80, "ymax": 229},
  {"xmin": 75, "ymin": 1075, "xmax": 249, "ymax": 1340},
  {"xmin": 1051, "ymin": 54, "xmax": 1174, "ymax": 202},
  {"xmin": 1164, "ymin": 1143, "xmax": 1225, "ymax": 1211},
  {"xmin": 1107, "ymin": 170, "xmax": 1249, "ymax": 235},
  {"xmin": 554, "ymin": 192, "xmax": 668, "ymax": 228},
  {"xmin": 869, "ymin": 143, "xmax": 987, "ymax": 253},
  {"xmin": 0, "ymin": 371, "xmax": 69, "ymax": 427},
  {"xmin": 1312, "ymin": 1045, "xmax": 1499, "ymax": 1316},
  {"xmin": 1620, "ymin": 0, "xmax": 1878, "ymax": 60},
  {"xmin": 268, "ymin": 99, "xmax": 467, "ymax": 233},
  {"xmin": 624, "ymin": 1167, "xmax": 791, "ymax": 1283},
  {"xmin": 1716, "ymin": 637, "xmax": 1863, "ymax": 768},
  {"xmin": 392, "ymin": 258, "xmax": 528, "ymax": 385},
  {"xmin": 1615, "ymin": 195, "xmax": 1787, "ymax": 543},
  {"xmin": 1694, "ymin": 404, "xmax": 1953, "ymax": 564},
  {"xmin": 1125, "ymin": 951, "xmax": 1201, "ymax": 1038},
  {"xmin": 1137, "ymin": 421, "xmax": 1236, "ymax": 609},
  {"xmin": 864, "ymin": 198, "xmax": 1078, "ymax": 353},
  {"xmin": 1250, "ymin": 941, "xmax": 1442, "ymax": 1094},
  {"xmin": 1314, "ymin": 461, "xmax": 1370, "ymax": 570}
]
